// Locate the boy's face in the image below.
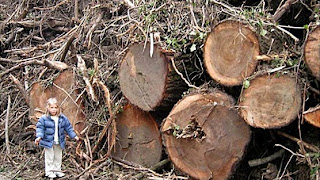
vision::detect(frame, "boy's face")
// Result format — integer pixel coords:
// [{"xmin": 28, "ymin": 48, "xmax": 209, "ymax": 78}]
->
[{"xmin": 48, "ymin": 103, "xmax": 58, "ymax": 116}]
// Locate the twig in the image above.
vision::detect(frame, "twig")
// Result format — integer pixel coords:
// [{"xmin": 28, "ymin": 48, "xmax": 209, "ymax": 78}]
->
[
  {"xmin": 53, "ymin": 83, "xmax": 82, "ymax": 111},
  {"xmin": 0, "ymin": 109, "xmax": 29, "ymax": 138},
  {"xmin": 9, "ymin": 74, "xmax": 29, "ymax": 106},
  {"xmin": 123, "ymin": 0, "xmax": 135, "ymax": 8},
  {"xmin": 277, "ymin": 131, "xmax": 320, "ymax": 152},
  {"xmin": 309, "ymin": 86, "xmax": 320, "ymax": 95},
  {"xmin": 74, "ymin": 0, "xmax": 79, "ymax": 21},
  {"xmin": 248, "ymin": 149, "xmax": 285, "ymax": 167},
  {"xmin": 111, "ymin": 156, "xmax": 163, "ymax": 177},
  {"xmin": 275, "ymin": 143, "xmax": 304, "ymax": 157},
  {"xmin": 85, "ymin": 11, "xmax": 104, "ymax": 49},
  {"xmin": 272, "ymin": 0, "xmax": 297, "ymax": 22},
  {"xmin": 134, "ymin": 158, "xmax": 170, "ymax": 179},
  {"xmin": 76, "ymin": 55, "xmax": 98, "ymax": 102},
  {"xmin": 5, "ymin": 95, "xmax": 11, "ymax": 154},
  {"xmin": 0, "ymin": 59, "xmax": 69, "ymax": 78},
  {"xmin": 12, "ymin": 157, "xmax": 32, "ymax": 179},
  {"xmin": 60, "ymin": 33, "xmax": 76, "ymax": 62},
  {"xmin": 170, "ymin": 57, "xmax": 199, "ymax": 90}
]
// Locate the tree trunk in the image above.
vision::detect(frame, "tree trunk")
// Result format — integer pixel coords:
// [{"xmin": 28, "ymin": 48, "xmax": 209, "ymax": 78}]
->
[
  {"xmin": 29, "ymin": 69, "xmax": 86, "ymax": 134},
  {"xmin": 304, "ymin": 26, "xmax": 320, "ymax": 80},
  {"xmin": 239, "ymin": 74, "xmax": 301, "ymax": 128},
  {"xmin": 119, "ymin": 43, "xmax": 187, "ymax": 111},
  {"xmin": 161, "ymin": 90, "xmax": 251, "ymax": 180},
  {"xmin": 203, "ymin": 20, "xmax": 260, "ymax": 86},
  {"xmin": 112, "ymin": 104, "xmax": 162, "ymax": 167},
  {"xmin": 304, "ymin": 105, "xmax": 320, "ymax": 127}
]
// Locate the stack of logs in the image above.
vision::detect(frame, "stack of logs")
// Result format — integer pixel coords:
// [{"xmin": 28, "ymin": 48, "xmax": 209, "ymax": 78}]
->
[
  {"xmin": 28, "ymin": 20, "xmax": 319, "ymax": 179},
  {"xmin": 115, "ymin": 20, "xmax": 319, "ymax": 179}
]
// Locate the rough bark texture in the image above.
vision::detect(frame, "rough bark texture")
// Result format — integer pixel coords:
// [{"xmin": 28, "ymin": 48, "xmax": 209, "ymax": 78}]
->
[
  {"xmin": 161, "ymin": 90, "xmax": 251, "ymax": 180},
  {"xmin": 239, "ymin": 74, "xmax": 302, "ymax": 128},
  {"xmin": 112, "ymin": 104, "xmax": 162, "ymax": 167},
  {"xmin": 29, "ymin": 69, "xmax": 85, "ymax": 134},
  {"xmin": 304, "ymin": 26, "xmax": 320, "ymax": 80},
  {"xmin": 203, "ymin": 20, "xmax": 260, "ymax": 86},
  {"xmin": 119, "ymin": 43, "xmax": 187, "ymax": 111},
  {"xmin": 304, "ymin": 105, "xmax": 320, "ymax": 127}
]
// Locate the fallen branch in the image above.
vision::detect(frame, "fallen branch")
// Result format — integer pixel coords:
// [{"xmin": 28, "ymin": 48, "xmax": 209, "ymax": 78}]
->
[
  {"xmin": 134, "ymin": 158, "xmax": 170, "ymax": 179},
  {"xmin": 76, "ymin": 55, "xmax": 98, "ymax": 102},
  {"xmin": 5, "ymin": 95, "xmax": 11, "ymax": 154},
  {"xmin": 248, "ymin": 149, "xmax": 285, "ymax": 167},
  {"xmin": 9, "ymin": 74, "xmax": 29, "ymax": 106},
  {"xmin": 272, "ymin": 0, "xmax": 297, "ymax": 22},
  {"xmin": 277, "ymin": 131, "xmax": 320, "ymax": 152},
  {"xmin": 0, "ymin": 109, "xmax": 29, "ymax": 138},
  {"xmin": 170, "ymin": 57, "xmax": 199, "ymax": 90},
  {"xmin": 0, "ymin": 59, "xmax": 69, "ymax": 78},
  {"xmin": 85, "ymin": 11, "xmax": 104, "ymax": 49},
  {"xmin": 60, "ymin": 33, "xmax": 76, "ymax": 62}
]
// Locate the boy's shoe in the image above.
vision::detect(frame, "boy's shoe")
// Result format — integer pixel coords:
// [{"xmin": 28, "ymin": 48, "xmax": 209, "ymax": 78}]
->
[
  {"xmin": 46, "ymin": 172, "xmax": 56, "ymax": 178},
  {"xmin": 55, "ymin": 172, "xmax": 65, "ymax": 178}
]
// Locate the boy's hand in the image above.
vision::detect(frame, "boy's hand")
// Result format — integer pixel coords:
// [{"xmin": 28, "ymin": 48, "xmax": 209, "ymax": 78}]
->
[{"xmin": 35, "ymin": 137, "xmax": 41, "ymax": 145}]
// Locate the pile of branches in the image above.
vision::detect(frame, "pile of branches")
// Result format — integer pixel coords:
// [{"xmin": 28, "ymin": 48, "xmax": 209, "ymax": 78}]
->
[{"xmin": 0, "ymin": 0, "xmax": 319, "ymax": 179}]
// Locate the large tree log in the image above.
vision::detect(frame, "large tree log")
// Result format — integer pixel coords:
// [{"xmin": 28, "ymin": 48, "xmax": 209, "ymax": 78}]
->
[
  {"xmin": 161, "ymin": 90, "xmax": 251, "ymax": 180},
  {"xmin": 203, "ymin": 20, "xmax": 260, "ymax": 86},
  {"xmin": 303, "ymin": 105, "xmax": 320, "ymax": 127},
  {"xmin": 239, "ymin": 74, "xmax": 301, "ymax": 128},
  {"xmin": 304, "ymin": 26, "xmax": 320, "ymax": 80},
  {"xmin": 29, "ymin": 69, "xmax": 85, "ymax": 134},
  {"xmin": 112, "ymin": 104, "xmax": 162, "ymax": 167},
  {"xmin": 119, "ymin": 43, "xmax": 187, "ymax": 111}
]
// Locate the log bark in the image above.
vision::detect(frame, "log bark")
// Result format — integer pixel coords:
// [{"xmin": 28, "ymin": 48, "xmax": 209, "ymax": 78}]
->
[
  {"xmin": 303, "ymin": 105, "xmax": 320, "ymax": 127},
  {"xmin": 29, "ymin": 69, "xmax": 86, "ymax": 134},
  {"xmin": 161, "ymin": 90, "xmax": 251, "ymax": 180},
  {"xmin": 119, "ymin": 43, "xmax": 187, "ymax": 111},
  {"xmin": 304, "ymin": 26, "xmax": 320, "ymax": 80},
  {"xmin": 203, "ymin": 20, "xmax": 260, "ymax": 86},
  {"xmin": 112, "ymin": 104, "xmax": 162, "ymax": 167},
  {"xmin": 239, "ymin": 74, "xmax": 301, "ymax": 128}
]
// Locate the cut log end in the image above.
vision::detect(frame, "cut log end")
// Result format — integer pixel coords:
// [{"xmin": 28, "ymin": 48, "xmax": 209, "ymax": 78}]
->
[
  {"xmin": 203, "ymin": 20, "xmax": 260, "ymax": 86},
  {"xmin": 112, "ymin": 104, "xmax": 162, "ymax": 167},
  {"xmin": 304, "ymin": 26, "xmax": 320, "ymax": 80},
  {"xmin": 161, "ymin": 90, "xmax": 251, "ymax": 180},
  {"xmin": 29, "ymin": 70, "xmax": 86, "ymax": 133},
  {"xmin": 304, "ymin": 105, "xmax": 320, "ymax": 127},
  {"xmin": 119, "ymin": 43, "xmax": 169, "ymax": 111},
  {"xmin": 239, "ymin": 74, "xmax": 301, "ymax": 128}
]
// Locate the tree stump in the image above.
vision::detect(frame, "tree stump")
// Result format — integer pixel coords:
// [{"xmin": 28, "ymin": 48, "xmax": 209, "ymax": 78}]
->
[
  {"xmin": 203, "ymin": 20, "xmax": 260, "ymax": 86},
  {"xmin": 161, "ymin": 90, "xmax": 251, "ymax": 180},
  {"xmin": 112, "ymin": 104, "xmax": 162, "ymax": 167},
  {"xmin": 303, "ymin": 105, "xmax": 320, "ymax": 127},
  {"xmin": 239, "ymin": 74, "xmax": 301, "ymax": 128},
  {"xmin": 119, "ymin": 43, "xmax": 187, "ymax": 111},
  {"xmin": 29, "ymin": 69, "xmax": 85, "ymax": 133},
  {"xmin": 304, "ymin": 26, "xmax": 320, "ymax": 80}
]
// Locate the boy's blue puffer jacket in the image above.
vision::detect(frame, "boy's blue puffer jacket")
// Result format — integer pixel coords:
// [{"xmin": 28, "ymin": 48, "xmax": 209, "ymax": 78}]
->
[{"xmin": 36, "ymin": 114, "xmax": 77, "ymax": 149}]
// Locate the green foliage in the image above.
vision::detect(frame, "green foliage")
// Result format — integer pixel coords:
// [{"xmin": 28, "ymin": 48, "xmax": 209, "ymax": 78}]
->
[
  {"xmin": 271, "ymin": 57, "xmax": 285, "ymax": 68},
  {"xmin": 88, "ymin": 68, "xmax": 95, "ymax": 78},
  {"xmin": 243, "ymin": 80, "xmax": 250, "ymax": 89},
  {"xmin": 310, "ymin": 166, "xmax": 319, "ymax": 179},
  {"xmin": 286, "ymin": 58, "xmax": 299, "ymax": 67},
  {"xmin": 0, "ymin": 165, "xmax": 5, "ymax": 172}
]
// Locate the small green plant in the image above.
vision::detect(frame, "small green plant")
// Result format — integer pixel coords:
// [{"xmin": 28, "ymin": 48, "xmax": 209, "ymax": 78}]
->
[{"xmin": 243, "ymin": 80, "xmax": 250, "ymax": 89}]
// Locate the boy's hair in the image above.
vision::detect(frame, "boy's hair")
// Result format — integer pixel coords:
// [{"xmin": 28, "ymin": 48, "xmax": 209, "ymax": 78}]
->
[{"xmin": 46, "ymin": 97, "xmax": 61, "ymax": 116}]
